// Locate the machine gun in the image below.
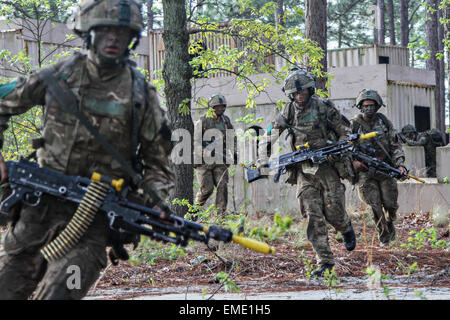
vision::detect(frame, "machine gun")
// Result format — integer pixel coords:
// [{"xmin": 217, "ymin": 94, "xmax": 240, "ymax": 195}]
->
[
  {"xmin": 244, "ymin": 132, "xmax": 378, "ymax": 183},
  {"xmin": 0, "ymin": 159, "xmax": 274, "ymax": 262},
  {"xmin": 349, "ymin": 147, "xmax": 425, "ymax": 183}
]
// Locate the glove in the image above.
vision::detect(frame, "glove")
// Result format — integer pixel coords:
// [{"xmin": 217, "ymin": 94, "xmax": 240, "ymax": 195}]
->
[
  {"xmin": 352, "ymin": 160, "xmax": 368, "ymax": 172},
  {"xmin": 398, "ymin": 166, "xmax": 408, "ymax": 181}
]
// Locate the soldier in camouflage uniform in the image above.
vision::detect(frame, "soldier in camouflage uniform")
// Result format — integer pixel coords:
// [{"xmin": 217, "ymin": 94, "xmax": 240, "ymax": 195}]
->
[
  {"xmin": 0, "ymin": 0, "xmax": 173, "ymax": 299},
  {"xmin": 351, "ymin": 89, "xmax": 406, "ymax": 246},
  {"xmin": 194, "ymin": 94, "xmax": 235, "ymax": 216},
  {"xmin": 400, "ymin": 124, "xmax": 444, "ymax": 177},
  {"xmin": 257, "ymin": 70, "xmax": 356, "ymax": 277}
]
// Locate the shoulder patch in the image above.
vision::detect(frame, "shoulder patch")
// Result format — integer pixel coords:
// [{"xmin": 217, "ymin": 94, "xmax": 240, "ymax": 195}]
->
[{"xmin": 0, "ymin": 81, "xmax": 17, "ymax": 99}]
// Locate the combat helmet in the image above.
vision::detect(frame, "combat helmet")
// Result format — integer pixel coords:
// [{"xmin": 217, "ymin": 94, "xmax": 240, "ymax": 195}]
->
[
  {"xmin": 282, "ymin": 69, "xmax": 316, "ymax": 96},
  {"xmin": 70, "ymin": 0, "xmax": 144, "ymax": 37},
  {"xmin": 355, "ymin": 89, "xmax": 385, "ymax": 110},
  {"xmin": 401, "ymin": 124, "xmax": 417, "ymax": 134},
  {"xmin": 208, "ymin": 94, "xmax": 227, "ymax": 108}
]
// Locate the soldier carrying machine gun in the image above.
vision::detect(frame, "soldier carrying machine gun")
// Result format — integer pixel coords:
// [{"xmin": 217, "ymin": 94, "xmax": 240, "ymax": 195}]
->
[
  {"xmin": 0, "ymin": 159, "xmax": 275, "ymax": 265},
  {"xmin": 243, "ymin": 131, "xmax": 424, "ymax": 184}
]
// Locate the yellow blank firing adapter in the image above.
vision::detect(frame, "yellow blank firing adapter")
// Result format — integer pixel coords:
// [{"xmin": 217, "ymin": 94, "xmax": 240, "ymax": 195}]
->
[
  {"xmin": 297, "ymin": 142, "xmax": 310, "ymax": 150},
  {"xmin": 91, "ymin": 172, "xmax": 124, "ymax": 192},
  {"xmin": 359, "ymin": 132, "xmax": 378, "ymax": 140},
  {"xmin": 232, "ymin": 234, "xmax": 275, "ymax": 254}
]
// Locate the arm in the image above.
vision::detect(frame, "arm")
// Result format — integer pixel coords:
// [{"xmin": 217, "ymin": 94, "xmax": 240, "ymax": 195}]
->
[
  {"xmin": 387, "ymin": 124, "xmax": 406, "ymax": 168},
  {"xmin": 404, "ymin": 133, "xmax": 428, "ymax": 147},
  {"xmin": 326, "ymin": 102, "xmax": 351, "ymax": 142}
]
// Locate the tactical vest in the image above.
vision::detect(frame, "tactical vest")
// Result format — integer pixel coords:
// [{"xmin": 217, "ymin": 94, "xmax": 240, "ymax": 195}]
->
[
  {"xmin": 352, "ymin": 113, "xmax": 393, "ymax": 163},
  {"xmin": 278, "ymin": 97, "xmax": 334, "ymax": 151},
  {"xmin": 35, "ymin": 52, "xmax": 152, "ymax": 179}
]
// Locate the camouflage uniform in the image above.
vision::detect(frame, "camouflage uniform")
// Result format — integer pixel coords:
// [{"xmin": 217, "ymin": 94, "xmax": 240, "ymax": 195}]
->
[
  {"xmin": 351, "ymin": 89, "xmax": 405, "ymax": 245},
  {"xmin": 0, "ymin": 0, "xmax": 173, "ymax": 299},
  {"xmin": 259, "ymin": 70, "xmax": 355, "ymax": 270},
  {"xmin": 194, "ymin": 94, "xmax": 235, "ymax": 216},
  {"xmin": 400, "ymin": 125, "xmax": 444, "ymax": 177}
]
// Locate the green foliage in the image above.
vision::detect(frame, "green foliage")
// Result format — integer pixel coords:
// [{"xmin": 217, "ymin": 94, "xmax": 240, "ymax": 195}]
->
[
  {"xmin": 401, "ymin": 227, "xmax": 450, "ymax": 250},
  {"xmin": 365, "ymin": 265, "xmax": 391, "ymax": 299},
  {"xmin": 2, "ymin": 108, "xmax": 43, "ymax": 160},
  {"xmin": 171, "ymin": 198, "xmax": 216, "ymax": 221},
  {"xmin": 248, "ymin": 212, "xmax": 292, "ymax": 241},
  {"xmin": 0, "ymin": 0, "xmax": 78, "ymax": 23},
  {"xmin": 129, "ymin": 236, "xmax": 186, "ymax": 266},
  {"xmin": 299, "ymin": 250, "xmax": 315, "ymax": 279},
  {"xmin": 323, "ymin": 267, "xmax": 342, "ymax": 299},
  {"xmin": 188, "ymin": 0, "xmax": 330, "ymax": 110},
  {"xmin": 214, "ymin": 271, "xmax": 240, "ymax": 293}
]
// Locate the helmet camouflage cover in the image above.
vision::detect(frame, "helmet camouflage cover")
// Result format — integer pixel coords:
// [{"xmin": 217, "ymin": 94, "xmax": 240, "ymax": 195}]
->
[
  {"xmin": 70, "ymin": 0, "xmax": 144, "ymax": 35},
  {"xmin": 355, "ymin": 89, "xmax": 384, "ymax": 109},
  {"xmin": 282, "ymin": 70, "xmax": 316, "ymax": 95},
  {"xmin": 401, "ymin": 124, "xmax": 417, "ymax": 134},
  {"xmin": 208, "ymin": 94, "xmax": 227, "ymax": 108}
]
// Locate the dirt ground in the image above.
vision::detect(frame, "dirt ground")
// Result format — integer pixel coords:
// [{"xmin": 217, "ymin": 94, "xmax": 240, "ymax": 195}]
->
[{"xmin": 86, "ymin": 211, "xmax": 450, "ymax": 300}]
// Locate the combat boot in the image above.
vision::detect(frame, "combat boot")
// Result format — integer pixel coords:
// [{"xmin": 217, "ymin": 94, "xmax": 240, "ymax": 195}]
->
[
  {"xmin": 342, "ymin": 225, "xmax": 356, "ymax": 251},
  {"xmin": 311, "ymin": 264, "xmax": 334, "ymax": 277},
  {"xmin": 387, "ymin": 221, "xmax": 396, "ymax": 241}
]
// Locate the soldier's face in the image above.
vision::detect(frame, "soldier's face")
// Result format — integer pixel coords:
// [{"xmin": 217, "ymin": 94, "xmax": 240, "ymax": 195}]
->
[
  {"xmin": 91, "ymin": 25, "xmax": 132, "ymax": 63},
  {"xmin": 213, "ymin": 105, "xmax": 226, "ymax": 116},
  {"xmin": 292, "ymin": 89, "xmax": 310, "ymax": 105},
  {"xmin": 361, "ymin": 100, "xmax": 378, "ymax": 119},
  {"xmin": 405, "ymin": 132, "xmax": 417, "ymax": 140}
]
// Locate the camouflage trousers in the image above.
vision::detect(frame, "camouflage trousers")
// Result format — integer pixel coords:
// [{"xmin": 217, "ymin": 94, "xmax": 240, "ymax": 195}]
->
[
  {"xmin": 0, "ymin": 195, "xmax": 108, "ymax": 300},
  {"xmin": 357, "ymin": 172, "xmax": 398, "ymax": 244},
  {"xmin": 195, "ymin": 164, "xmax": 229, "ymax": 215},
  {"xmin": 296, "ymin": 164, "xmax": 352, "ymax": 267}
]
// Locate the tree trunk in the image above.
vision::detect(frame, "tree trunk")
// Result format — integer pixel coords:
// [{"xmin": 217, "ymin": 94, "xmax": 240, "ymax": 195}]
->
[
  {"xmin": 445, "ymin": 6, "xmax": 450, "ymax": 143},
  {"xmin": 373, "ymin": 0, "xmax": 379, "ymax": 44},
  {"xmin": 305, "ymin": 0, "xmax": 327, "ymax": 91},
  {"xmin": 147, "ymin": 0, "xmax": 154, "ymax": 36},
  {"xmin": 162, "ymin": 0, "xmax": 194, "ymax": 216},
  {"xmin": 275, "ymin": 0, "xmax": 284, "ymax": 27},
  {"xmin": 425, "ymin": 0, "xmax": 445, "ymax": 134},
  {"xmin": 387, "ymin": 0, "xmax": 395, "ymax": 45},
  {"xmin": 376, "ymin": 0, "xmax": 385, "ymax": 45},
  {"xmin": 437, "ymin": 8, "xmax": 445, "ymax": 133},
  {"xmin": 400, "ymin": 0, "xmax": 409, "ymax": 47}
]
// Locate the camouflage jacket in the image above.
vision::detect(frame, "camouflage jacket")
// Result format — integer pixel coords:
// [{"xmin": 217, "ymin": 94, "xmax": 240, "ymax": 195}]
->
[
  {"xmin": 351, "ymin": 113, "xmax": 405, "ymax": 168},
  {"xmin": 194, "ymin": 113, "xmax": 235, "ymax": 167},
  {"xmin": 258, "ymin": 96, "xmax": 351, "ymax": 181},
  {"xmin": 403, "ymin": 130, "xmax": 444, "ymax": 166},
  {"xmin": 0, "ymin": 52, "xmax": 173, "ymax": 201}
]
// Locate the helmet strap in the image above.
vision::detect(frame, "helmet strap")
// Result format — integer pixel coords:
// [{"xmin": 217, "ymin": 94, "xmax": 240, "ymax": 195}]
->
[{"xmin": 87, "ymin": 29, "xmax": 133, "ymax": 68}]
